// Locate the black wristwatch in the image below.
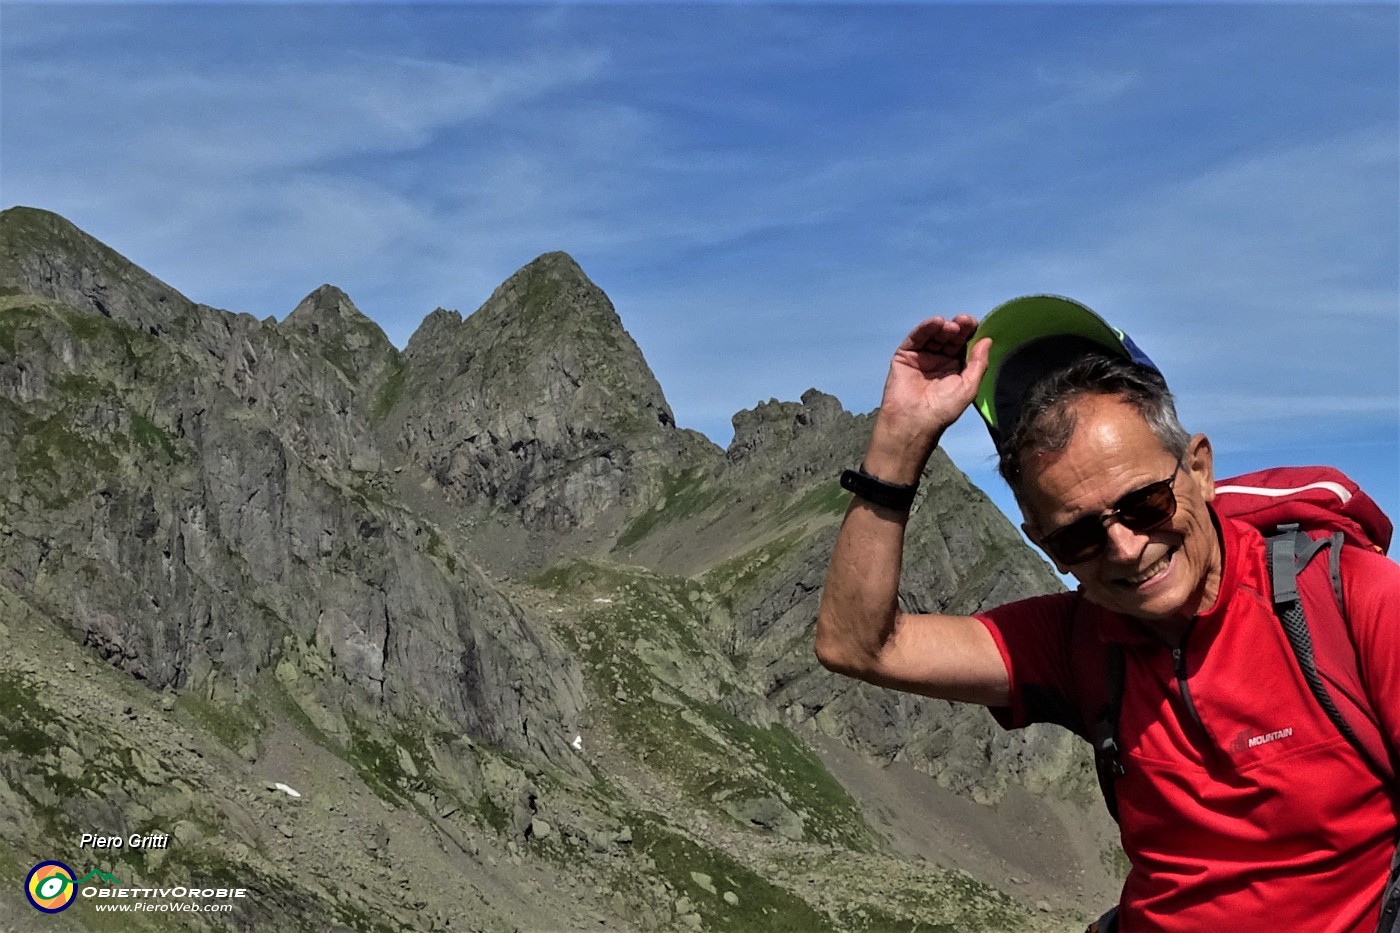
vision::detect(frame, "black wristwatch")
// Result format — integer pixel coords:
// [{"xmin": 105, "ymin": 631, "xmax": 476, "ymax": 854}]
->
[{"xmin": 839, "ymin": 464, "xmax": 920, "ymax": 511}]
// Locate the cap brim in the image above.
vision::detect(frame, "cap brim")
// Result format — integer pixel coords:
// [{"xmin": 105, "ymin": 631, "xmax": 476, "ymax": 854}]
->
[{"xmin": 971, "ymin": 295, "xmax": 1134, "ymax": 433}]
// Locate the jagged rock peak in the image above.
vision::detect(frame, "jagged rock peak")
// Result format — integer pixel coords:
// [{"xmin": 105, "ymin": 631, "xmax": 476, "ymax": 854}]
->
[
  {"xmin": 403, "ymin": 252, "xmax": 621, "ymax": 360},
  {"xmin": 731, "ymin": 388, "xmax": 847, "ymax": 438},
  {"xmin": 402, "ymin": 250, "xmax": 667, "ymax": 420},
  {"xmin": 403, "ymin": 307, "xmax": 463, "ymax": 359},
  {"xmin": 281, "ymin": 284, "xmax": 396, "ymax": 386},
  {"xmin": 516, "ymin": 249, "xmax": 585, "ymax": 278},
  {"xmin": 481, "ymin": 250, "xmax": 623, "ymax": 330},
  {"xmin": 0, "ymin": 206, "xmax": 194, "ymax": 329},
  {"xmin": 390, "ymin": 250, "xmax": 679, "ymax": 532},
  {"xmin": 2, "ymin": 205, "xmax": 66, "ymax": 234},
  {"xmin": 740, "ymin": 389, "xmax": 844, "ymax": 425},
  {"xmin": 463, "ymin": 250, "xmax": 671, "ymax": 420},
  {"xmin": 284, "ymin": 284, "xmax": 384, "ymax": 339},
  {"xmin": 526, "ymin": 250, "xmax": 582, "ymax": 271},
  {"xmin": 288, "ymin": 283, "xmax": 357, "ymax": 318},
  {"xmin": 727, "ymin": 389, "xmax": 851, "ymax": 465},
  {"xmin": 0, "ymin": 205, "xmax": 89, "ymax": 250}
]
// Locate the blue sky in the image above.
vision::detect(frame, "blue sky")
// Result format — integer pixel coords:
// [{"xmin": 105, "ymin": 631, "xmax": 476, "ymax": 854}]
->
[{"xmin": 2, "ymin": 3, "xmax": 1397, "ymax": 541}]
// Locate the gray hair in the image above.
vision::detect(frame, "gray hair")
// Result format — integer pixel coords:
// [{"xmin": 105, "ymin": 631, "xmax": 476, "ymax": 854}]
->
[{"xmin": 996, "ymin": 353, "xmax": 1191, "ymax": 497}]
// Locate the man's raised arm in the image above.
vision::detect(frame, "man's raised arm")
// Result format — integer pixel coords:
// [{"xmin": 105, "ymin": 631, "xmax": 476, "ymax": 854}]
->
[{"xmin": 814, "ymin": 315, "xmax": 1011, "ymax": 708}]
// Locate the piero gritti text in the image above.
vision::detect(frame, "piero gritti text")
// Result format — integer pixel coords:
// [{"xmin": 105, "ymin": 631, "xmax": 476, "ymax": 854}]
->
[{"xmin": 79, "ymin": 832, "xmax": 170, "ymax": 850}]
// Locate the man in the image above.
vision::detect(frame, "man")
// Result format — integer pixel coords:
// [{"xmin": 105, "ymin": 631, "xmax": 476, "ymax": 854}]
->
[{"xmin": 815, "ymin": 296, "xmax": 1399, "ymax": 932}]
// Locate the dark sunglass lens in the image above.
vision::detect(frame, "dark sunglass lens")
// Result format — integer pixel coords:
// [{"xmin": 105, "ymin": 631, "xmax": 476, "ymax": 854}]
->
[
  {"xmin": 1043, "ymin": 471, "xmax": 1180, "ymax": 564},
  {"xmin": 1117, "ymin": 481, "xmax": 1177, "ymax": 532},
  {"xmin": 1045, "ymin": 517, "xmax": 1107, "ymax": 564}
]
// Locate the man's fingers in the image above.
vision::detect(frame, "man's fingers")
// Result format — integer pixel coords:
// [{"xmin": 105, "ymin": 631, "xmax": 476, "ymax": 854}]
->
[
  {"xmin": 897, "ymin": 316, "xmax": 949, "ymax": 351},
  {"xmin": 899, "ymin": 314, "xmax": 980, "ymax": 354},
  {"xmin": 964, "ymin": 335, "xmax": 993, "ymax": 382}
]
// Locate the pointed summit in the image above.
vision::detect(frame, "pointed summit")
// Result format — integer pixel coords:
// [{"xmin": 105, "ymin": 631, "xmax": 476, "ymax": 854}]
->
[
  {"xmin": 483, "ymin": 250, "xmax": 607, "ymax": 326},
  {"xmin": 283, "ymin": 284, "xmax": 396, "ymax": 383},
  {"xmin": 402, "ymin": 306, "xmax": 462, "ymax": 359},
  {"xmin": 404, "ymin": 250, "xmax": 675, "ymax": 435},
  {"xmin": 0, "ymin": 206, "xmax": 195, "ymax": 334},
  {"xmin": 283, "ymin": 283, "xmax": 384, "ymax": 345},
  {"xmin": 395, "ymin": 251, "xmax": 680, "ymax": 532},
  {"xmin": 285, "ymin": 283, "xmax": 361, "ymax": 326},
  {"xmin": 427, "ymin": 249, "xmax": 672, "ymax": 432},
  {"xmin": 406, "ymin": 251, "xmax": 644, "ymax": 361}
]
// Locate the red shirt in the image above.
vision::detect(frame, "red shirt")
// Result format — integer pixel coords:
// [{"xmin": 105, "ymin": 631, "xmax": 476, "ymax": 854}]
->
[{"xmin": 978, "ymin": 513, "xmax": 1400, "ymax": 932}]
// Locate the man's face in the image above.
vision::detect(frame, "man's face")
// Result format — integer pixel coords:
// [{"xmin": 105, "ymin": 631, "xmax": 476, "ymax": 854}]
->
[{"xmin": 1018, "ymin": 394, "xmax": 1222, "ymax": 625}]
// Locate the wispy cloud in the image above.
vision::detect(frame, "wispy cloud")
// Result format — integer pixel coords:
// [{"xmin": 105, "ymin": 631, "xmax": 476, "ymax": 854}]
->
[
  {"xmin": 6, "ymin": 48, "xmax": 609, "ymax": 174},
  {"xmin": 1034, "ymin": 65, "xmax": 1141, "ymax": 105},
  {"xmin": 1190, "ymin": 395, "xmax": 1399, "ymax": 422}
]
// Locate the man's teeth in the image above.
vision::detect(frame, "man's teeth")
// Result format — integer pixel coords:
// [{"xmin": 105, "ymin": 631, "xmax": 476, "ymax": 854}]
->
[{"xmin": 1125, "ymin": 553, "xmax": 1172, "ymax": 585}]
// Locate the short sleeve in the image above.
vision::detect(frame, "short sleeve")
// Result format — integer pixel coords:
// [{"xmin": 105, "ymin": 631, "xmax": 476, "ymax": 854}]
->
[{"xmin": 976, "ymin": 591, "xmax": 1087, "ymax": 735}]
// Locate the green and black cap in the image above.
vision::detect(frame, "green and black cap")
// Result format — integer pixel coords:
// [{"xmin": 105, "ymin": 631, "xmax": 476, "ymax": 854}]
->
[{"xmin": 970, "ymin": 294, "xmax": 1161, "ymax": 446}]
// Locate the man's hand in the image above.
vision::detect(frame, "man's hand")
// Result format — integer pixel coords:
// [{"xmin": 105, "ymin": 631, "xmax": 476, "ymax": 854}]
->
[{"xmin": 865, "ymin": 314, "xmax": 992, "ymax": 483}]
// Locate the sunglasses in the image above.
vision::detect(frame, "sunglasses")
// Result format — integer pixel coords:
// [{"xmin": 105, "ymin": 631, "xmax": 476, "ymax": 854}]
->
[{"xmin": 1039, "ymin": 461, "xmax": 1183, "ymax": 565}]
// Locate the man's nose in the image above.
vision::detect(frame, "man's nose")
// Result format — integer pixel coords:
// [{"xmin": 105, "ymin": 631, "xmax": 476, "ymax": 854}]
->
[{"xmin": 1102, "ymin": 516, "xmax": 1149, "ymax": 561}]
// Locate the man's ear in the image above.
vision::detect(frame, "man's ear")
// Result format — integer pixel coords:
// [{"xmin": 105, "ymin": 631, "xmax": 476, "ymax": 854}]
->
[
  {"xmin": 1022, "ymin": 520, "xmax": 1069, "ymax": 575},
  {"xmin": 1187, "ymin": 433, "xmax": 1215, "ymax": 502}
]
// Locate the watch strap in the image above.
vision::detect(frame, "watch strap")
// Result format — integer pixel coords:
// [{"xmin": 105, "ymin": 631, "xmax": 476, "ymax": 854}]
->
[{"xmin": 839, "ymin": 464, "xmax": 920, "ymax": 511}]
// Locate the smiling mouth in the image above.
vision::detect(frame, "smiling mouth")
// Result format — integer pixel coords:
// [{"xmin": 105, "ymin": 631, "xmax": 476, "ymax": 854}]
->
[{"xmin": 1117, "ymin": 547, "xmax": 1178, "ymax": 588}]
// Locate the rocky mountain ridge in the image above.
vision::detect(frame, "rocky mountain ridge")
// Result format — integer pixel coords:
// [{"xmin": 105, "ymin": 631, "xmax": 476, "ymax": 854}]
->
[{"xmin": 0, "ymin": 206, "xmax": 1119, "ymax": 933}]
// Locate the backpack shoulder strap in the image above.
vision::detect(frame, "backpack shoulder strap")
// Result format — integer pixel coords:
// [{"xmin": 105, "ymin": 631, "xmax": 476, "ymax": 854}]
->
[
  {"xmin": 1270, "ymin": 528, "xmax": 1398, "ymax": 933},
  {"xmin": 1380, "ymin": 844, "xmax": 1400, "ymax": 933},
  {"xmin": 1069, "ymin": 590, "xmax": 1128, "ymax": 823},
  {"xmin": 1267, "ymin": 526, "xmax": 1394, "ymax": 783},
  {"xmin": 1093, "ymin": 642, "xmax": 1126, "ymax": 823}
]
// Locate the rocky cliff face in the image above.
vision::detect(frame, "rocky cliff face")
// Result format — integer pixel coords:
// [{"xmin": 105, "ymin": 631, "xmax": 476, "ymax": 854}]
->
[
  {"xmin": 283, "ymin": 283, "xmax": 399, "ymax": 397},
  {"xmin": 0, "ymin": 207, "xmax": 1118, "ymax": 933},
  {"xmin": 391, "ymin": 252, "xmax": 696, "ymax": 537},
  {"xmin": 0, "ymin": 208, "xmax": 196, "ymax": 335},
  {"xmin": 624, "ymin": 387, "xmax": 1087, "ymax": 804},
  {"xmin": 0, "ymin": 208, "xmax": 584, "ymax": 774}
]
